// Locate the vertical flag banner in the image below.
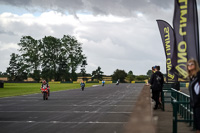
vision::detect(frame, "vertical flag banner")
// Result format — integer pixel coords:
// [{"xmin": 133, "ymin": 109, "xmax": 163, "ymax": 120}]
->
[
  {"xmin": 173, "ymin": 0, "xmax": 199, "ymax": 79},
  {"xmin": 157, "ymin": 20, "xmax": 178, "ymax": 82},
  {"xmin": 193, "ymin": 0, "xmax": 200, "ymax": 65}
]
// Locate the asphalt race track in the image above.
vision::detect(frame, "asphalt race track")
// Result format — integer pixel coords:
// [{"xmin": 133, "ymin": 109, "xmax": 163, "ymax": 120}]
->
[{"xmin": 0, "ymin": 83, "xmax": 144, "ymax": 133}]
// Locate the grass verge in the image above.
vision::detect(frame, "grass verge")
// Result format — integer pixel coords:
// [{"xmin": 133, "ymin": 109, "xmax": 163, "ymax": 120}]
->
[{"xmin": 0, "ymin": 83, "xmax": 101, "ymax": 98}]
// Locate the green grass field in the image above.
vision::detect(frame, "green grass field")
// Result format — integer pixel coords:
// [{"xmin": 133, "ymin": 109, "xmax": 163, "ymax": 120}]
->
[{"xmin": 0, "ymin": 83, "xmax": 101, "ymax": 98}]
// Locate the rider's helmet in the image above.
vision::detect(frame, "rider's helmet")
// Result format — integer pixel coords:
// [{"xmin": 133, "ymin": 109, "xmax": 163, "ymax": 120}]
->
[{"xmin": 43, "ymin": 80, "xmax": 46, "ymax": 84}]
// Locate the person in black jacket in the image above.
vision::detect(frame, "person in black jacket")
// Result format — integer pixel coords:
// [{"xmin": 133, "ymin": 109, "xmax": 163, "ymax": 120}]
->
[
  {"xmin": 147, "ymin": 66, "xmax": 155, "ymax": 86},
  {"xmin": 187, "ymin": 59, "xmax": 200, "ymax": 133},
  {"xmin": 149, "ymin": 65, "xmax": 164, "ymax": 110},
  {"xmin": 148, "ymin": 66, "xmax": 156, "ymax": 99}
]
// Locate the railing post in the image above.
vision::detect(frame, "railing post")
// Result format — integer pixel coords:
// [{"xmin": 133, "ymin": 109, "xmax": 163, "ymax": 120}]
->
[
  {"xmin": 192, "ymin": 108, "xmax": 195, "ymax": 130},
  {"xmin": 171, "ymin": 89, "xmax": 173, "ymax": 104},
  {"xmin": 171, "ymin": 88, "xmax": 194, "ymax": 131},
  {"xmin": 177, "ymin": 92, "xmax": 180, "ymax": 113},
  {"xmin": 183, "ymin": 96, "xmax": 186, "ymax": 120},
  {"xmin": 161, "ymin": 89, "xmax": 165, "ymax": 111},
  {"xmin": 189, "ymin": 98, "xmax": 192, "ymax": 126},
  {"xmin": 173, "ymin": 100, "xmax": 178, "ymax": 133}
]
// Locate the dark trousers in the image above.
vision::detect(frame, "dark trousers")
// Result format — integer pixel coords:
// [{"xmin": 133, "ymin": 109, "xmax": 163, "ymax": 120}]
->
[
  {"xmin": 193, "ymin": 107, "xmax": 200, "ymax": 130},
  {"xmin": 152, "ymin": 91, "xmax": 161, "ymax": 108}
]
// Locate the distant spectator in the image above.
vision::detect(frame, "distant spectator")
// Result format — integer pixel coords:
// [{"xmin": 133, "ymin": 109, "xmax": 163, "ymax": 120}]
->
[{"xmin": 187, "ymin": 59, "xmax": 200, "ymax": 133}]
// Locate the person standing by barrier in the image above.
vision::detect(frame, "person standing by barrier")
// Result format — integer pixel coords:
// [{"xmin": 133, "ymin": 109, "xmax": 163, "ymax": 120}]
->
[
  {"xmin": 147, "ymin": 66, "xmax": 156, "ymax": 86},
  {"xmin": 147, "ymin": 66, "xmax": 156, "ymax": 100},
  {"xmin": 156, "ymin": 66, "xmax": 163, "ymax": 106},
  {"xmin": 152, "ymin": 66, "xmax": 155, "ymax": 73},
  {"xmin": 187, "ymin": 59, "xmax": 200, "ymax": 133},
  {"xmin": 149, "ymin": 65, "xmax": 164, "ymax": 110}
]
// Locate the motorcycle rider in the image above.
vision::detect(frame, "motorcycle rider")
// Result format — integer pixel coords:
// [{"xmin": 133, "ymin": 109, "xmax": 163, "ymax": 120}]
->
[
  {"xmin": 116, "ymin": 79, "xmax": 120, "ymax": 85},
  {"xmin": 41, "ymin": 80, "xmax": 50, "ymax": 96},
  {"xmin": 102, "ymin": 80, "xmax": 105, "ymax": 86},
  {"xmin": 80, "ymin": 81, "xmax": 85, "ymax": 91}
]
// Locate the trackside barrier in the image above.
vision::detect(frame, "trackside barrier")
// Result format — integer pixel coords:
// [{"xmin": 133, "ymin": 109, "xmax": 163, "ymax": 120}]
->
[
  {"xmin": 135, "ymin": 81, "xmax": 146, "ymax": 83},
  {"xmin": 161, "ymin": 85, "xmax": 194, "ymax": 133},
  {"xmin": 161, "ymin": 83, "xmax": 172, "ymax": 111},
  {"xmin": 49, "ymin": 81, "xmax": 61, "ymax": 84},
  {"xmin": 171, "ymin": 88, "xmax": 194, "ymax": 133}
]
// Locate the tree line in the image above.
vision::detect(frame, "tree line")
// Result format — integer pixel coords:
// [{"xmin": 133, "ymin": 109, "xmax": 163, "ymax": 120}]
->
[
  {"xmin": 6, "ymin": 35, "xmax": 86, "ymax": 82},
  {"xmin": 3, "ymin": 34, "xmax": 150, "ymax": 82}
]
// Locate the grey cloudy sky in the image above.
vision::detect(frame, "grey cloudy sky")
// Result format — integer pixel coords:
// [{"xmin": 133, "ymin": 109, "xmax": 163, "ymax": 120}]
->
[{"xmin": 0, "ymin": 0, "xmax": 199, "ymax": 75}]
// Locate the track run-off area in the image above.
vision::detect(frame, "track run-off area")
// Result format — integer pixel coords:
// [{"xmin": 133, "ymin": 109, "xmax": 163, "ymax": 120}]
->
[{"xmin": 0, "ymin": 83, "xmax": 144, "ymax": 133}]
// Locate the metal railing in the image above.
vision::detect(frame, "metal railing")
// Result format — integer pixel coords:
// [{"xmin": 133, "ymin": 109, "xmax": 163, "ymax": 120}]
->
[
  {"xmin": 171, "ymin": 88, "xmax": 194, "ymax": 133},
  {"xmin": 161, "ymin": 84, "xmax": 194, "ymax": 133},
  {"xmin": 161, "ymin": 83, "xmax": 173, "ymax": 111}
]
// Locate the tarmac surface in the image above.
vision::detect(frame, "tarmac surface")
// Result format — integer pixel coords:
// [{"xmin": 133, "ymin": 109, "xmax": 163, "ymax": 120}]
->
[{"xmin": 0, "ymin": 83, "xmax": 143, "ymax": 133}]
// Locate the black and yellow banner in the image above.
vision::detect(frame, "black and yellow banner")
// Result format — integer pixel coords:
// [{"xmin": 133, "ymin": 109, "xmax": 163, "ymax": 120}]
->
[
  {"xmin": 173, "ymin": 0, "xmax": 199, "ymax": 79},
  {"xmin": 157, "ymin": 20, "xmax": 178, "ymax": 82}
]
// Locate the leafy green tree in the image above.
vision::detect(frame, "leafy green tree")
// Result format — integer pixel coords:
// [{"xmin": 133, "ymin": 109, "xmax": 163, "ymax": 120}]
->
[
  {"xmin": 80, "ymin": 68, "xmax": 86, "ymax": 77},
  {"xmin": 7, "ymin": 35, "xmax": 86, "ymax": 82},
  {"xmin": 126, "ymin": 70, "xmax": 135, "ymax": 83},
  {"xmin": 41, "ymin": 67, "xmax": 54, "ymax": 82},
  {"xmin": 6, "ymin": 53, "xmax": 29, "ymax": 81},
  {"xmin": 30, "ymin": 70, "xmax": 41, "ymax": 82},
  {"xmin": 6, "ymin": 53, "xmax": 17, "ymax": 81},
  {"xmin": 0, "ymin": 72, "xmax": 7, "ymax": 77},
  {"xmin": 39, "ymin": 35, "xmax": 86, "ymax": 81},
  {"xmin": 112, "ymin": 69, "xmax": 127, "ymax": 83},
  {"xmin": 92, "ymin": 66, "xmax": 104, "ymax": 81},
  {"xmin": 80, "ymin": 68, "xmax": 86, "ymax": 81},
  {"xmin": 147, "ymin": 70, "xmax": 152, "ymax": 77},
  {"xmin": 80, "ymin": 60, "xmax": 87, "ymax": 81},
  {"xmin": 135, "ymin": 75, "xmax": 149, "ymax": 81},
  {"xmin": 18, "ymin": 36, "xmax": 41, "ymax": 82},
  {"xmin": 58, "ymin": 63, "xmax": 70, "ymax": 81},
  {"xmin": 40, "ymin": 36, "xmax": 61, "ymax": 81},
  {"xmin": 61, "ymin": 35, "xmax": 86, "ymax": 81}
]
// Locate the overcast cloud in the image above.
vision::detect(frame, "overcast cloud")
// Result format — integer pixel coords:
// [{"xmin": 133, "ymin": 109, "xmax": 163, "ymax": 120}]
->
[{"xmin": 0, "ymin": 0, "xmax": 199, "ymax": 75}]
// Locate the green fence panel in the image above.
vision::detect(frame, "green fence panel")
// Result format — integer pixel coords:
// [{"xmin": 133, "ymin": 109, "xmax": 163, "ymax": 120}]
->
[{"xmin": 170, "ymin": 89, "xmax": 194, "ymax": 133}]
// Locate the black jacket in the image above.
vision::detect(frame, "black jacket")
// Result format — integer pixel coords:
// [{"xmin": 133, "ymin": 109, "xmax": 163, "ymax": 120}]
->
[
  {"xmin": 189, "ymin": 71, "xmax": 200, "ymax": 108},
  {"xmin": 149, "ymin": 71, "xmax": 164, "ymax": 92}
]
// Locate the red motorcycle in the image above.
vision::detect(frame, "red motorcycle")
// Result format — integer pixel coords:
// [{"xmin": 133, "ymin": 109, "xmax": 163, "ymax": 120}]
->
[{"xmin": 41, "ymin": 86, "xmax": 49, "ymax": 100}]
